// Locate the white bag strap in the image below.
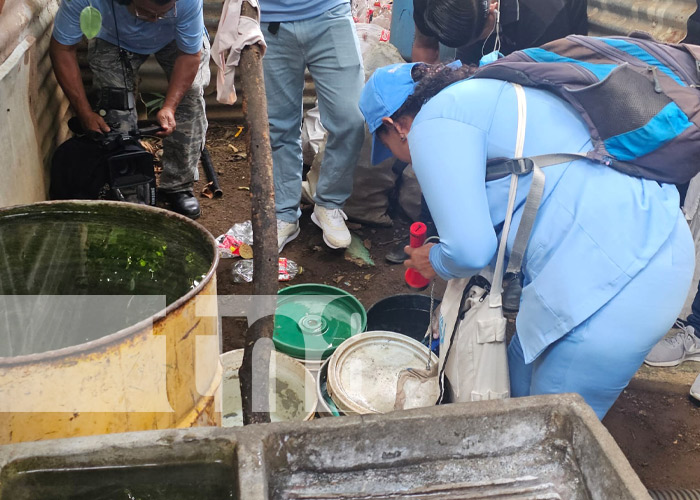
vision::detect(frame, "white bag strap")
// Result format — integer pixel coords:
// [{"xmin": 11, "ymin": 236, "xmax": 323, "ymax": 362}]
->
[{"xmin": 490, "ymin": 83, "xmax": 527, "ymax": 307}]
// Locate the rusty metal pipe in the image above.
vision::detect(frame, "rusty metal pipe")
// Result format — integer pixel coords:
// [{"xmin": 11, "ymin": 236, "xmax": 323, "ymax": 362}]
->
[{"xmin": 237, "ymin": 1, "xmax": 277, "ymax": 425}]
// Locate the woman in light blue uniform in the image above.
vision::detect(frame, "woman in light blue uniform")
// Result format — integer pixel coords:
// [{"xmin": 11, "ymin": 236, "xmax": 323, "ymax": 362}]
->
[{"xmin": 359, "ymin": 62, "xmax": 694, "ymax": 418}]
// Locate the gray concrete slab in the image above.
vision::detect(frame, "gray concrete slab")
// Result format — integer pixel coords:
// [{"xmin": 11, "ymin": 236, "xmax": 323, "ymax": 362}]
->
[{"xmin": 0, "ymin": 394, "xmax": 651, "ymax": 499}]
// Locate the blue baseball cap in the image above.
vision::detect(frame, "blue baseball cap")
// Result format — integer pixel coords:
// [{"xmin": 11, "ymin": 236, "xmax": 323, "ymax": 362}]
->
[{"xmin": 359, "ymin": 63, "xmax": 419, "ymax": 165}]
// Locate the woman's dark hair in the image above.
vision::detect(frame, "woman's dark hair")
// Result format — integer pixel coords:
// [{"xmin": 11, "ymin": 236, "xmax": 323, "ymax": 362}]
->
[
  {"xmin": 384, "ymin": 63, "xmax": 477, "ymax": 130},
  {"xmin": 421, "ymin": 0, "xmax": 490, "ymax": 48}
]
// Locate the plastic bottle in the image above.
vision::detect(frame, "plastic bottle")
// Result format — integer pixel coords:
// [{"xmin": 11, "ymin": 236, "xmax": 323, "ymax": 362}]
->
[{"xmin": 232, "ymin": 258, "xmax": 302, "ymax": 283}]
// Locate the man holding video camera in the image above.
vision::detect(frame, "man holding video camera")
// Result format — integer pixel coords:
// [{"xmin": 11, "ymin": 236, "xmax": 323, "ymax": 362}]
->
[{"xmin": 50, "ymin": 0, "xmax": 209, "ymax": 219}]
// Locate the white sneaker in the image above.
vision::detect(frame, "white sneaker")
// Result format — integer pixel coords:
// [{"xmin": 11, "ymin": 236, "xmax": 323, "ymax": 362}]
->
[
  {"xmin": 645, "ymin": 323, "xmax": 700, "ymax": 367},
  {"xmin": 277, "ymin": 219, "xmax": 300, "ymax": 253},
  {"xmin": 311, "ymin": 205, "xmax": 351, "ymax": 249},
  {"xmin": 691, "ymin": 373, "xmax": 700, "ymax": 402}
]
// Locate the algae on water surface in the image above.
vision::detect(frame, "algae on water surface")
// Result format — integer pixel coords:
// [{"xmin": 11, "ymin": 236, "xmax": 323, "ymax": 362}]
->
[{"xmin": 0, "ymin": 205, "xmax": 213, "ymax": 357}]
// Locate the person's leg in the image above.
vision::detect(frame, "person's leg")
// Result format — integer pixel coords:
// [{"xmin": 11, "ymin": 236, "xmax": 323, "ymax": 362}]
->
[
  {"xmin": 87, "ymin": 38, "xmax": 149, "ymax": 132},
  {"xmin": 260, "ymin": 21, "xmax": 307, "ymax": 224},
  {"xmin": 300, "ymin": 4, "xmax": 364, "ymax": 248},
  {"xmin": 686, "ymin": 278, "xmax": 700, "ymax": 333},
  {"xmin": 524, "ymin": 215, "xmax": 693, "ymax": 418},
  {"xmin": 154, "ymin": 38, "xmax": 210, "ymax": 194},
  {"xmin": 302, "ymin": 4, "xmax": 364, "ymax": 211}
]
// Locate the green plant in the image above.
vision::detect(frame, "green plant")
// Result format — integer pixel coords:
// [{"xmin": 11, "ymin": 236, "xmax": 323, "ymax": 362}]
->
[{"xmin": 142, "ymin": 92, "xmax": 166, "ymax": 117}]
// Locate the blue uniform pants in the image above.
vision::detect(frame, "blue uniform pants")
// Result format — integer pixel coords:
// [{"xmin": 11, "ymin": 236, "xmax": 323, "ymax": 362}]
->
[
  {"xmin": 508, "ymin": 214, "xmax": 694, "ymax": 419},
  {"xmin": 261, "ymin": 3, "xmax": 365, "ymax": 223}
]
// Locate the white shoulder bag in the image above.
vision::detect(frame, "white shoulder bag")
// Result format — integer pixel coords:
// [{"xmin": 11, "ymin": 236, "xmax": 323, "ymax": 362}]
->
[{"xmin": 437, "ymin": 83, "xmax": 547, "ymax": 403}]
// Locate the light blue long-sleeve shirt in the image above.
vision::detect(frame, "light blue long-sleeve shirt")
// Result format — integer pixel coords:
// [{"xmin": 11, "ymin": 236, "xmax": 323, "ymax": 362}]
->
[{"xmin": 409, "ymin": 78, "xmax": 684, "ymax": 363}]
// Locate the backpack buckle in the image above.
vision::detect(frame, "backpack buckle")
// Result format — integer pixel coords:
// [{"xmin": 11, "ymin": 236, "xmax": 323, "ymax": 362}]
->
[{"xmin": 503, "ymin": 158, "xmax": 534, "ymax": 175}]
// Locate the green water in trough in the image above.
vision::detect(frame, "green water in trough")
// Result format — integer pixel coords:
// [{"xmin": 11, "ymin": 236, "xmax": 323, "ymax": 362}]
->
[{"xmin": 0, "ymin": 201, "xmax": 214, "ymax": 358}]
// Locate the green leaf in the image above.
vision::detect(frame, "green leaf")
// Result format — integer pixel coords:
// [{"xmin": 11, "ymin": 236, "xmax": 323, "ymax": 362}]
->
[
  {"xmin": 144, "ymin": 98, "xmax": 163, "ymax": 107},
  {"xmin": 80, "ymin": 6, "xmax": 102, "ymax": 39}
]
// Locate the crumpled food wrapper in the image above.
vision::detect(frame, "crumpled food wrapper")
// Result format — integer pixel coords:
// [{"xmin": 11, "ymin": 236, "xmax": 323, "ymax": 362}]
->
[{"xmin": 215, "ymin": 220, "xmax": 254, "ymax": 258}]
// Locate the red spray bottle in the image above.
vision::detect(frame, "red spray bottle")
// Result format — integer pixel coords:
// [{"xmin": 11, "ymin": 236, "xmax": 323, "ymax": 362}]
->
[{"xmin": 404, "ymin": 222, "xmax": 431, "ymax": 290}]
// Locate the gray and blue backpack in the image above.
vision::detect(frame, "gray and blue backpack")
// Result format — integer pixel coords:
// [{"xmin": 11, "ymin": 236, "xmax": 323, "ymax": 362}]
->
[{"xmin": 475, "ymin": 32, "xmax": 700, "ymax": 184}]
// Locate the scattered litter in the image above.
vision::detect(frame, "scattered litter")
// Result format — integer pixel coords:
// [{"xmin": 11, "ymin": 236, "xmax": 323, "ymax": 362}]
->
[
  {"xmin": 237, "ymin": 186, "xmax": 250, "ymax": 191},
  {"xmin": 215, "ymin": 220, "xmax": 254, "ymax": 258},
  {"xmin": 343, "ymin": 281, "xmax": 351, "ymax": 287},
  {"xmin": 344, "ymin": 233, "xmax": 375, "ymax": 267},
  {"xmin": 238, "ymin": 243, "xmax": 254, "ymax": 259},
  {"xmin": 333, "ymin": 275, "xmax": 344, "ymax": 284},
  {"xmin": 232, "ymin": 152, "xmax": 247, "ymax": 161},
  {"xmin": 363, "ymin": 238, "xmax": 372, "ymax": 250},
  {"xmin": 364, "ymin": 274, "xmax": 373, "ymax": 280},
  {"xmin": 232, "ymin": 258, "xmax": 301, "ymax": 283},
  {"xmin": 227, "ymin": 144, "xmax": 239, "ymax": 153}
]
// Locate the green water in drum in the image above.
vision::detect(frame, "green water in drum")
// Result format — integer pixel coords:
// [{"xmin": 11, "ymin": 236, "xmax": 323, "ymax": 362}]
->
[{"xmin": 0, "ymin": 202, "xmax": 213, "ymax": 358}]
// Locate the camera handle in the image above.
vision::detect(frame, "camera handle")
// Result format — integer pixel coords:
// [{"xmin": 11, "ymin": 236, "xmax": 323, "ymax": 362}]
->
[{"xmin": 67, "ymin": 117, "xmax": 163, "ymax": 139}]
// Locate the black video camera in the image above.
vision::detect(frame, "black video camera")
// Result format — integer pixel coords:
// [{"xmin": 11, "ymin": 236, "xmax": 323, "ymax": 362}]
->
[{"xmin": 61, "ymin": 117, "xmax": 162, "ymax": 206}]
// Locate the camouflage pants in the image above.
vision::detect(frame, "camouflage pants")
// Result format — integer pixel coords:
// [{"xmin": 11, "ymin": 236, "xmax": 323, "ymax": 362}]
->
[{"xmin": 87, "ymin": 37, "xmax": 210, "ymax": 193}]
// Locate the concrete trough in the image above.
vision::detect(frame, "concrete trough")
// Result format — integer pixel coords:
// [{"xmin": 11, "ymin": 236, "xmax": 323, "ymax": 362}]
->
[
  {"xmin": 0, "ymin": 428, "xmax": 239, "ymax": 500},
  {"xmin": 0, "ymin": 394, "xmax": 651, "ymax": 499},
  {"xmin": 257, "ymin": 394, "xmax": 650, "ymax": 500}
]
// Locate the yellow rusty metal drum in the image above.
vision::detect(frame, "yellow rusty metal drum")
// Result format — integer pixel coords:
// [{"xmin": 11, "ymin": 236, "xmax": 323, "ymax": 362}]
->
[{"xmin": 0, "ymin": 201, "xmax": 221, "ymax": 444}]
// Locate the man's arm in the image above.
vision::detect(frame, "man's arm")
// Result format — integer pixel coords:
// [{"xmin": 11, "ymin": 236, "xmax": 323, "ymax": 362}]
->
[
  {"xmin": 412, "ymin": 24, "xmax": 440, "ymax": 63},
  {"xmin": 156, "ymin": 50, "xmax": 200, "ymax": 136},
  {"xmin": 49, "ymin": 37, "xmax": 110, "ymax": 134}
]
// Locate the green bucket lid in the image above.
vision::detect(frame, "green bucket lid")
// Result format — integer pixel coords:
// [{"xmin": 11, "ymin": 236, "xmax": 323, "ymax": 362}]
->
[{"xmin": 273, "ymin": 284, "xmax": 367, "ymax": 361}]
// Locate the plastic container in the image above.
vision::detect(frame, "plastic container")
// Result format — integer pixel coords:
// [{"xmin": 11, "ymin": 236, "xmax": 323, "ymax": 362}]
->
[
  {"xmin": 366, "ymin": 294, "xmax": 441, "ymax": 343},
  {"xmin": 326, "ymin": 330, "xmax": 439, "ymax": 414},
  {"xmin": 273, "ymin": 284, "xmax": 366, "ymax": 377},
  {"xmin": 220, "ymin": 349, "xmax": 317, "ymax": 426}
]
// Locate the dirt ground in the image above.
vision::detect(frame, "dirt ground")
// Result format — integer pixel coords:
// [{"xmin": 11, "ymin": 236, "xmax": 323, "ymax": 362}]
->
[{"xmin": 194, "ymin": 122, "xmax": 700, "ymax": 491}]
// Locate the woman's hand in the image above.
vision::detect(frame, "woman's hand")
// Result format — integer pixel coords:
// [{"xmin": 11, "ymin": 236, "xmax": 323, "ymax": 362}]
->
[{"xmin": 404, "ymin": 243, "xmax": 437, "ymax": 280}]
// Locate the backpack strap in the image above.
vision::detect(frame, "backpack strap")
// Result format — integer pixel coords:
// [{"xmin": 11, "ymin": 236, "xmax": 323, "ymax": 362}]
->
[
  {"xmin": 486, "ymin": 153, "xmax": 587, "ymax": 181},
  {"xmin": 490, "ymin": 83, "xmax": 528, "ymax": 306},
  {"xmin": 681, "ymin": 43, "xmax": 700, "ymax": 82}
]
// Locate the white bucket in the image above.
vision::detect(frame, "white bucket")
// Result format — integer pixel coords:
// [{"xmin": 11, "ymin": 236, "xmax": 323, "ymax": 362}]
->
[
  {"xmin": 220, "ymin": 349, "xmax": 318, "ymax": 426},
  {"xmin": 326, "ymin": 330, "xmax": 439, "ymax": 415}
]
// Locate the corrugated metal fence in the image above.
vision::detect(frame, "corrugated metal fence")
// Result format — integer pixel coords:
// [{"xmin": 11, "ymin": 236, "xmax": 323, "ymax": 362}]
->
[
  {"xmin": 0, "ymin": 0, "xmax": 70, "ymax": 207},
  {"xmin": 588, "ymin": 0, "xmax": 697, "ymax": 42}
]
